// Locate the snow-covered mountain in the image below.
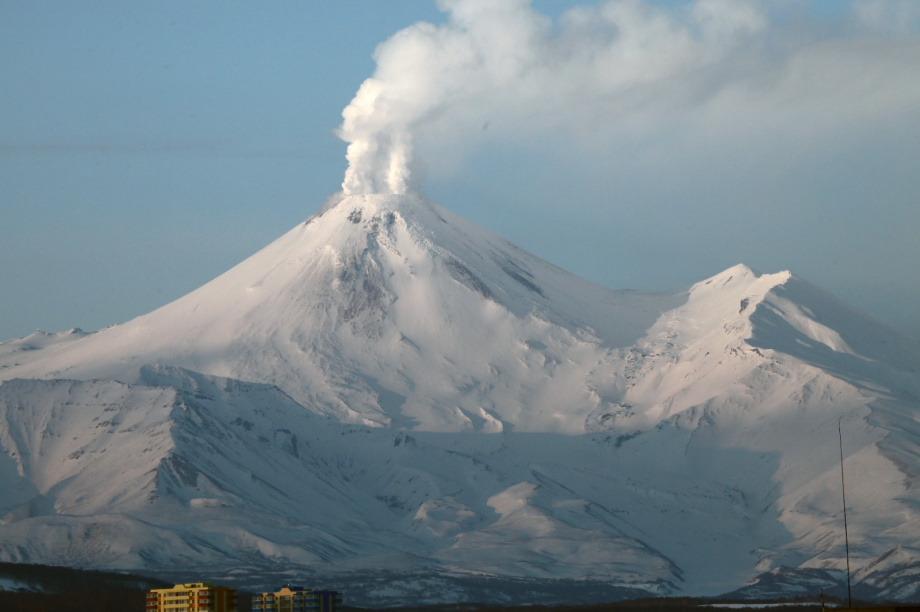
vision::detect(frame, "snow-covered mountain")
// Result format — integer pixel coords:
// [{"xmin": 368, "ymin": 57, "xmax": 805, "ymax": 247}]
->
[{"xmin": 1, "ymin": 194, "xmax": 919, "ymax": 606}]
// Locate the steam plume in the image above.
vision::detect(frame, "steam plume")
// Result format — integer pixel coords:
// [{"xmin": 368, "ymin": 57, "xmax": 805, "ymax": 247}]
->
[{"xmin": 338, "ymin": 0, "xmax": 919, "ymax": 196}]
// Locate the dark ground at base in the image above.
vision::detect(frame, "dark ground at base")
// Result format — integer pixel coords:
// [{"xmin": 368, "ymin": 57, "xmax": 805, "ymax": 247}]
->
[
  {"xmin": 0, "ymin": 563, "xmax": 894, "ymax": 612},
  {"xmin": 0, "ymin": 592, "xmax": 861, "ymax": 612}
]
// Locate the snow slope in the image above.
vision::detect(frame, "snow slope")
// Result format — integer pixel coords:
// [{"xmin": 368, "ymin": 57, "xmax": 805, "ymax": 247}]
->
[
  {"xmin": 0, "ymin": 194, "xmax": 680, "ymax": 432},
  {"xmin": 1, "ymin": 194, "xmax": 919, "ymax": 605}
]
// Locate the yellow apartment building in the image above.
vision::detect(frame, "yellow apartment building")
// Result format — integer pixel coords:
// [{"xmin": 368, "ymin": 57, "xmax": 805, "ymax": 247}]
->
[
  {"xmin": 145, "ymin": 582, "xmax": 237, "ymax": 612},
  {"xmin": 252, "ymin": 584, "xmax": 342, "ymax": 612}
]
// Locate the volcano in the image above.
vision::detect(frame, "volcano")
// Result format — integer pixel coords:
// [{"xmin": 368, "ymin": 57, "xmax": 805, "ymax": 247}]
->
[{"xmin": 1, "ymin": 194, "xmax": 919, "ymax": 606}]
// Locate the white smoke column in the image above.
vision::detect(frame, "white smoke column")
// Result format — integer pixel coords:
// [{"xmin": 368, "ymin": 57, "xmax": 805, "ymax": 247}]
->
[
  {"xmin": 339, "ymin": 0, "xmax": 551, "ymax": 195},
  {"xmin": 337, "ymin": 0, "xmax": 770, "ymax": 195}
]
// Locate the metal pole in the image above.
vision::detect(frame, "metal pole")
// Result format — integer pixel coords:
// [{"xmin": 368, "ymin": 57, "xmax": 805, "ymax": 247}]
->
[{"xmin": 839, "ymin": 419, "xmax": 853, "ymax": 609}]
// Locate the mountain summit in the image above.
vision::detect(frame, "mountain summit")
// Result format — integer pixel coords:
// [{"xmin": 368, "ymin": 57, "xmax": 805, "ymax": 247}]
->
[
  {"xmin": 1, "ymin": 194, "xmax": 919, "ymax": 605},
  {"xmin": 0, "ymin": 194, "xmax": 681, "ymax": 431}
]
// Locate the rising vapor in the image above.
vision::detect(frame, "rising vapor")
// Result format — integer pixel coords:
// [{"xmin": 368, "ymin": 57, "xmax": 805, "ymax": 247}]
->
[{"xmin": 338, "ymin": 0, "xmax": 920, "ymax": 196}]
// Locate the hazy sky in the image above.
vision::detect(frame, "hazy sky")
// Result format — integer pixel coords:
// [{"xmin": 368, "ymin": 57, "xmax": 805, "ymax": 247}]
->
[{"xmin": 2, "ymin": 0, "xmax": 919, "ymax": 342}]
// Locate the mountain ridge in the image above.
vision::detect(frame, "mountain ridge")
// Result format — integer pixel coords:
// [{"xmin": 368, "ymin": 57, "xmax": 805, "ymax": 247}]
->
[{"xmin": 1, "ymin": 193, "xmax": 919, "ymax": 606}]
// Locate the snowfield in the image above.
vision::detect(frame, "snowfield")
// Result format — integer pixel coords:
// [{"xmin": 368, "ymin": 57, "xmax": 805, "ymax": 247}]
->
[{"xmin": 1, "ymin": 194, "xmax": 919, "ymax": 606}]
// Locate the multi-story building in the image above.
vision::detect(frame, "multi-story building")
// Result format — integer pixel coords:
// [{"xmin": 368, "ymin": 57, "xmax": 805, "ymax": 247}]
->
[
  {"xmin": 252, "ymin": 585, "xmax": 342, "ymax": 612},
  {"xmin": 145, "ymin": 582, "xmax": 237, "ymax": 612}
]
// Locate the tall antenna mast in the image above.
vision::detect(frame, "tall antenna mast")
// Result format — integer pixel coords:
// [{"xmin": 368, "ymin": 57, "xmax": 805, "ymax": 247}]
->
[{"xmin": 839, "ymin": 419, "xmax": 853, "ymax": 609}]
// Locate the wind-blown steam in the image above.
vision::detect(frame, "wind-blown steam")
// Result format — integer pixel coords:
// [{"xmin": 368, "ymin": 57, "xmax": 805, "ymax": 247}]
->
[
  {"xmin": 338, "ymin": 0, "xmax": 766, "ymax": 195},
  {"xmin": 338, "ymin": 0, "xmax": 920, "ymax": 196}
]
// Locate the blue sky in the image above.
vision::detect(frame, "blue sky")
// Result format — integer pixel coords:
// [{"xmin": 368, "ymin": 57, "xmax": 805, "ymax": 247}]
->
[{"xmin": 2, "ymin": 0, "xmax": 919, "ymax": 341}]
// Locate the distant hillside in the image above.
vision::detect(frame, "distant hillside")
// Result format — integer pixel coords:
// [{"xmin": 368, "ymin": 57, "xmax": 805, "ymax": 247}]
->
[{"xmin": 0, "ymin": 562, "xmax": 170, "ymax": 612}]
